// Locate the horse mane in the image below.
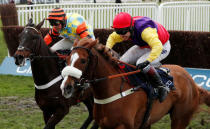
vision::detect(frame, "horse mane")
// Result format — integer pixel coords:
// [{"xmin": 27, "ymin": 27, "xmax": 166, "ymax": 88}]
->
[
  {"xmin": 75, "ymin": 37, "xmax": 93, "ymax": 47},
  {"xmin": 74, "ymin": 37, "xmax": 120, "ymax": 68}
]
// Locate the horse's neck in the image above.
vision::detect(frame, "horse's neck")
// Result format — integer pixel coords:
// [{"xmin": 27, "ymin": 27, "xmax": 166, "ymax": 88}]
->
[
  {"xmin": 31, "ymin": 40, "xmax": 60, "ymax": 85},
  {"xmin": 92, "ymin": 50, "xmax": 127, "ymax": 98}
]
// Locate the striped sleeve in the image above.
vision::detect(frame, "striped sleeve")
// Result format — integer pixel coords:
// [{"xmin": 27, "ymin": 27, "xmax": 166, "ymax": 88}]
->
[{"xmin": 44, "ymin": 27, "xmax": 60, "ymax": 45}]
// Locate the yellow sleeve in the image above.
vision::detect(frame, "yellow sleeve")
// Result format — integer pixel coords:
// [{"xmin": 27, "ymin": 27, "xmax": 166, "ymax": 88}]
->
[
  {"xmin": 141, "ymin": 27, "xmax": 163, "ymax": 62},
  {"xmin": 106, "ymin": 32, "xmax": 123, "ymax": 49}
]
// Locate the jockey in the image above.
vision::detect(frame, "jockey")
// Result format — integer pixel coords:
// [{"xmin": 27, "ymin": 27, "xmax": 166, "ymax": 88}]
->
[
  {"xmin": 106, "ymin": 12, "xmax": 171, "ymax": 103},
  {"xmin": 44, "ymin": 7, "xmax": 95, "ymax": 53}
]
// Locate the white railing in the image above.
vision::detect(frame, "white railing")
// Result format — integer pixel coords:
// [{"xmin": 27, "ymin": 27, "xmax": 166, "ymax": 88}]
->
[
  {"xmin": 2, "ymin": 0, "xmax": 209, "ymax": 4},
  {"xmin": 59, "ymin": 0, "xmax": 143, "ymax": 3},
  {"xmin": 159, "ymin": 1, "xmax": 210, "ymax": 31},
  {"xmin": 0, "ymin": 0, "xmax": 9, "ymax": 4},
  {"xmin": 16, "ymin": 3, "xmax": 158, "ymax": 28},
  {"xmin": 15, "ymin": 1, "xmax": 210, "ymax": 31}
]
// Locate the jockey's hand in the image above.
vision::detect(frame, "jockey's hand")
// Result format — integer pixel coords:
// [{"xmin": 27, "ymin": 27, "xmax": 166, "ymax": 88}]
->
[
  {"xmin": 137, "ymin": 60, "xmax": 150, "ymax": 70},
  {"xmin": 104, "ymin": 47, "xmax": 111, "ymax": 54},
  {"xmin": 103, "ymin": 47, "xmax": 112, "ymax": 58}
]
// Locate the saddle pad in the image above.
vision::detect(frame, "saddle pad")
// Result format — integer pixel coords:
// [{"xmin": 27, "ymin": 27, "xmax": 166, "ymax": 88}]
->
[{"xmin": 118, "ymin": 64, "xmax": 174, "ymax": 97}]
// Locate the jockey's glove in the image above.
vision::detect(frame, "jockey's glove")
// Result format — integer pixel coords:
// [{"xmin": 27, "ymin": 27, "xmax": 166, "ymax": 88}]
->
[{"xmin": 137, "ymin": 60, "xmax": 150, "ymax": 70}]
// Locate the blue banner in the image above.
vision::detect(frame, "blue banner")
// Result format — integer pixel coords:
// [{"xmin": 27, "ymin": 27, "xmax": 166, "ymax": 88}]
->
[
  {"xmin": 0, "ymin": 57, "xmax": 32, "ymax": 76},
  {"xmin": 0, "ymin": 57, "xmax": 210, "ymax": 90},
  {"xmin": 185, "ymin": 68, "xmax": 210, "ymax": 91}
]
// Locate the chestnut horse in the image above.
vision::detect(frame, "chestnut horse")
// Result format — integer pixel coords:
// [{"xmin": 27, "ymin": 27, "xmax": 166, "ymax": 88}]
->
[
  {"xmin": 61, "ymin": 38, "xmax": 210, "ymax": 129},
  {"xmin": 14, "ymin": 19, "xmax": 98, "ymax": 129}
]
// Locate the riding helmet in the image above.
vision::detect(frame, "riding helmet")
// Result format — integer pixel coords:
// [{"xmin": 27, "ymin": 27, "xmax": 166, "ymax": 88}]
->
[
  {"xmin": 112, "ymin": 12, "xmax": 134, "ymax": 29},
  {"xmin": 47, "ymin": 7, "xmax": 66, "ymax": 27}
]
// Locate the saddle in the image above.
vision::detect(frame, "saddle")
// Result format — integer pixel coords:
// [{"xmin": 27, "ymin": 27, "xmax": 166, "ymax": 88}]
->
[{"xmin": 118, "ymin": 64, "xmax": 175, "ymax": 98}]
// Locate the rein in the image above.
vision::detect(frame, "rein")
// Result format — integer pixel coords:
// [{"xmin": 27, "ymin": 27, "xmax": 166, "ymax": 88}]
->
[
  {"xmin": 86, "ymin": 70, "xmax": 140, "ymax": 83},
  {"xmin": 86, "ymin": 53, "xmax": 140, "ymax": 83}
]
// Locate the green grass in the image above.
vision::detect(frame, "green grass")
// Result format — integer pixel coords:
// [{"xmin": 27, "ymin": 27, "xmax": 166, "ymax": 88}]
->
[
  {"xmin": 0, "ymin": 75, "xmax": 92, "ymax": 129},
  {"xmin": 0, "ymin": 19, "xmax": 210, "ymax": 129},
  {"xmin": 0, "ymin": 95, "xmax": 90, "ymax": 129},
  {"xmin": 0, "ymin": 75, "xmax": 34, "ymax": 97}
]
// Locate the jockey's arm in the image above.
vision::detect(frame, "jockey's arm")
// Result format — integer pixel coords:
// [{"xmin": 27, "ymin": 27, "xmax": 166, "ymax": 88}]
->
[
  {"xmin": 106, "ymin": 32, "xmax": 123, "ymax": 49},
  {"xmin": 141, "ymin": 27, "xmax": 163, "ymax": 62},
  {"xmin": 76, "ymin": 22, "xmax": 92, "ymax": 39},
  {"xmin": 44, "ymin": 27, "xmax": 60, "ymax": 46}
]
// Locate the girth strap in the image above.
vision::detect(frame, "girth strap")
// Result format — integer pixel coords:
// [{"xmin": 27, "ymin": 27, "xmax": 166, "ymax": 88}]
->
[{"xmin": 94, "ymin": 88, "xmax": 135, "ymax": 104}]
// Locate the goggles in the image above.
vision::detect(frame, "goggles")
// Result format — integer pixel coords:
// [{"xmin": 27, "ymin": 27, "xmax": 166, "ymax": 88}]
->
[
  {"xmin": 49, "ymin": 20, "xmax": 61, "ymax": 26},
  {"xmin": 115, "ymin": 28, "xmax": 130, "ymax": 35}
]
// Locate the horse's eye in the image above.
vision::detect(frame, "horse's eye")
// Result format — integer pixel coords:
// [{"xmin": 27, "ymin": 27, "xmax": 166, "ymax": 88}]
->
[{"xmin": 80, "ymin": 59, "xmax": 86, "ymax": 64}]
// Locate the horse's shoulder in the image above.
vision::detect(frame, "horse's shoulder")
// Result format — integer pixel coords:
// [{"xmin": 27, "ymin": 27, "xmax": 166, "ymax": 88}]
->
[
  {"xmin": 162, "ymin": 64, "xmax": 198, "ymax": 96},
  {"xmin": 162, "ymin": 64, "xmax": 195, "ymax": 84}
]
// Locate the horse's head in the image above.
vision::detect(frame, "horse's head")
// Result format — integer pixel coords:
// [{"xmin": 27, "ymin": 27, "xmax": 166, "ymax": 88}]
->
[
  {"xmin": 60, "ymin": 38, "xmax": 99, "ymax": 98},
  {"xmin": 14, "ymin": 18, "xmax": 45, "ymax": 66}
]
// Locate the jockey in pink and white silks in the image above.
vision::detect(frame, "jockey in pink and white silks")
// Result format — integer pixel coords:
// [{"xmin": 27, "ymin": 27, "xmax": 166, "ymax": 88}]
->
[{"xmin": 106, "ymin": 12, "xmax": 171, "ymax": 103}]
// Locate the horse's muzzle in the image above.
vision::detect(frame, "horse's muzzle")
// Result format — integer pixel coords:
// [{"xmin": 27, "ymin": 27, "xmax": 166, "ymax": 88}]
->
[
  {"xmin": 14, "ymin": 54, "xmax": 25, "ymax": 67},
  {"xmin": 63, "ymin": 84, "xmax": 74, "ymax": 98}
]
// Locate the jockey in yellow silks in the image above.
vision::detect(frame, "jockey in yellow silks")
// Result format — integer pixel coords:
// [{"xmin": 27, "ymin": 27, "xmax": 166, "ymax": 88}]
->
[
  {"xmin": 44, "ymin": 7, "xmax": 95, "ymax": 52},
  {"xmin": 106, "ymin": 12, "xmax": 171, "ymax": 103}
]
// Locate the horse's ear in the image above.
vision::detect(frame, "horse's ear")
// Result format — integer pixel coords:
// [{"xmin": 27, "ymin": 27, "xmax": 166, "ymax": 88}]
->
[
  {"xmin": 36, "ymin": 19, "xmax": 45, "ymax": 30},
  {"xmin": 26, "ymin": 18, "xmax": 33, "ymax": 26},
  {"xmin": 73, "ymin": 38, "xmax": 79, "ymax": 47},
  {"xmin": 87, "ymin": 39, "xmax": 99, "ymax": 49}
]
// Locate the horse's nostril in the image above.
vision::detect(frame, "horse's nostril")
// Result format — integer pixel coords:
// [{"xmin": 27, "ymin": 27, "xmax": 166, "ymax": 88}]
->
[
  {"xmin": 14, "ymin": 54, "xmax": 23, "ymax": 59},
  {"xmin": 14, "ymin": 54, "xmax": 25, "ymax": 66},
  {"xmin": 19, "ymin": 55, "xmax": 24, "ymax": 59},
  {"xmin": 66, "ymin": 84, "xmax": 72, "ymax": 91}
]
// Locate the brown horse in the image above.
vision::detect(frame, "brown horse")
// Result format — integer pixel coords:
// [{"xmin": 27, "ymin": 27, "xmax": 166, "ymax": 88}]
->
[
  {"xmin": 13, "ymin": 19, "xmax": 98, "ymax": 129},
  {"xmin": 61, "ymin": 37, "xmax": 210, "ymax": 129}
]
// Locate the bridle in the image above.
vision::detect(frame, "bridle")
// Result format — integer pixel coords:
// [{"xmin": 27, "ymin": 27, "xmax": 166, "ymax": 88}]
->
[
  {"xmin": 70, "ymin": 46, "xmax": 97, "ymax": 88},
  {"xmin": 17, "ymin": 26, "xmax": 51, "ymax": 61},
  {"xmin": 25, "ymin": 26, "xmax": 41, "ymax": 34}
]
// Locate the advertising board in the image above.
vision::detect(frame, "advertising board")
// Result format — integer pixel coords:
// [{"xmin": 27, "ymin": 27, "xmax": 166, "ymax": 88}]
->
[{"xmin": 0, "ymin": 57, "xmax": 209, "ymax": 90}]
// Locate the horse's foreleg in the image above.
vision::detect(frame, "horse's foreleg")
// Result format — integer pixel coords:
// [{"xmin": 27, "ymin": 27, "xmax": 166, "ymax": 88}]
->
[
  {"xmin": 171, "ymin": 119, "xmax": 190, "ymax": 129},
  {"xmin": 80, "ymin": 96, "xmax": 99, "ymax": 129},
  {"xmin": 44, "ymin": 107, "xmax": 69, "ymax": 129},
  {"xmin": 43, "ymin": 110, "xmax": 53, "ymax": 124},
  {"xmin": 142, "ymin": 125, "xmax": 151, "ymax": 129},
  {"xmin": 114, "ymin": 124, "xmax": 128, "ymax": 129},
  {"xmin": 170, "ymin": 113, "xmax": 192, "ymax": 129},
  {"xmin": 90, "ymin": 121, "xmax": 99, "ymax": 129}
]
